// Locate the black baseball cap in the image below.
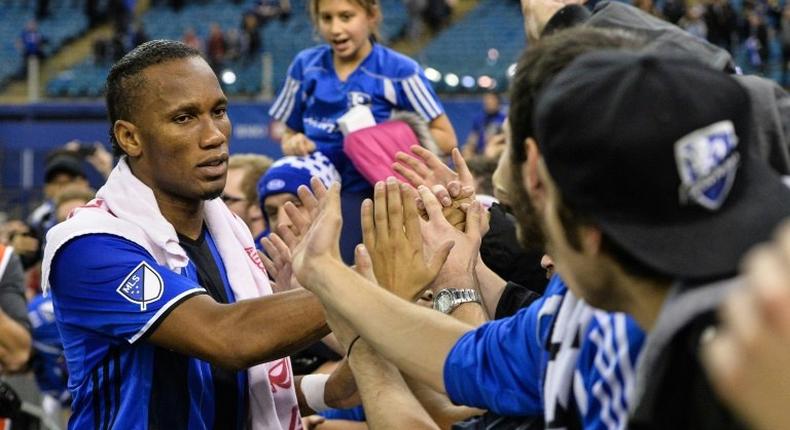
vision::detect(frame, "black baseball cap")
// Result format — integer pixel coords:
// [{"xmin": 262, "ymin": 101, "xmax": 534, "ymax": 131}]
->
[
  {"xmin": 534, "ymin": 50, "xmax": 790, "ymax": 281},
  {"xmin": 44, "ymin": 154, "xmax": 85, "ymax": 183}
]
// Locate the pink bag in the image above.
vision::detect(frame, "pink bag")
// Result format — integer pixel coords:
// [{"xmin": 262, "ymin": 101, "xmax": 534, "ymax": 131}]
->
[{"xmin": 343, "ymin": 120, "xmax": 419, "ymax": 185}]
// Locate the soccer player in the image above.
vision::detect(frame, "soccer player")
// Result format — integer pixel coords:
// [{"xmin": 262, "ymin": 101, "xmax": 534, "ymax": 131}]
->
[{"xmin": 41, "ymin": 40, "xmax": 350, "ymax": 429}]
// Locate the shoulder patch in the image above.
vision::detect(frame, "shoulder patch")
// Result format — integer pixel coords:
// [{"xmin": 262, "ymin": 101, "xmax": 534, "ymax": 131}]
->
[{"xmin": 117, "ymin": 261, "xmax": 164, "ymax": 311}]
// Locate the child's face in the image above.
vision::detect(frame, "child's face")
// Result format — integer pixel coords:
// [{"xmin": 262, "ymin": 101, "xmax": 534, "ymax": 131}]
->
[{"xmin": 317, "ymin": 0, "xmax": 376, "ymax": 63}]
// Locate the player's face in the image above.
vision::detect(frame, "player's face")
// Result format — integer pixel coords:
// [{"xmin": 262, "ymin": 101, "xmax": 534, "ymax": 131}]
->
[
  {"xmin": 317, "ymin": 0, "xmax": 376, "ymax": 64},
  {"xmin": 132, "ymin": 57, "xmax": 231, "ymax": 204}
]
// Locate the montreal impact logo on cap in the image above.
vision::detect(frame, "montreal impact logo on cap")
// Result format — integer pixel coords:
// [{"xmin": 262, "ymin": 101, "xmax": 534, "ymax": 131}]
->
[
  {"xmin": 674, "ymin": 120, "xmax": 740, "ymax": 211},
  {"xmin": 117, "ymin": 261, "xmax": 164, "ymax": 311}
]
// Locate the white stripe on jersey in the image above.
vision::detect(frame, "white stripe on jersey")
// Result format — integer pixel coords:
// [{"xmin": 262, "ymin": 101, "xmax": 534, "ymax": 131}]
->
[
  {"xmin": 271, "ymin": 77, "xmax": 300, "ymax": 121},
  {"xmin": 406, "ymin": 76, "xmax": 439, "ymax": 118},
  {"xmin": 280, "ymin": 78, "xmax": 301, "ymax": 123},
  {"xmin": 614, "ymin": 314, "xmax": 636, "ymax": 403},
  {"xmin": 592, "ymin": 382, "xmax": 618, "ymax": 430},
  {"xmin": 269, "ymin": 77, "xmax": 293, "ymax": 118},
  {"xmin": 589, "ymin": 314, "xmax": 629, "ymax": 430},
  {"xmin": 410, "ymin": 75, "xmax": 443, "ymax": 117},
  {"xmin": 383, "ymin": 78, "xmax": 397, "ymax": 105},
  {"xmin": 402, "ymin": 77, "xmax": 431, "ymax": 121}
]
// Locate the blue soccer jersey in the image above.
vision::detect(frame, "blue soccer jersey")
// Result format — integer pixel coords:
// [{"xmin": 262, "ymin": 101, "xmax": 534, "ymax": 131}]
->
[
  {"xmin": 444, "ymin": 275, "xmax": 645, "ymax": 430},
  {"xmin": 269, "ymin": 43, "xmax": 445, "ymax": 191},
  {"xmin": 49, "ymin": 233, "xmax": 247, "ymax": 430}
]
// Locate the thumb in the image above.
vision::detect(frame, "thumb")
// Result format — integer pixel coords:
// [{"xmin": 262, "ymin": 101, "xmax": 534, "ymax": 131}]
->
[
  {"xmin": 354, "ymin": 244, "xmax": 377, "ymax": 283},
  {"xmin": 428, "ymin": 240, "xmax": 455, "ymax": 275}
]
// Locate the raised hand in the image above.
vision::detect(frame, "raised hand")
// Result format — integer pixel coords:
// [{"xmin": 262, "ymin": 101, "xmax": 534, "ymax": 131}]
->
[
  {"xmin": 277, "ymin": 176, "xmax": 328, "ymax": 249},
  {"xmin": 417, "ymin": 185, "xmax": 484, "ymax": 291},
  {"xmin": 702, "ymin": 223, "xmax": 790, "ymax": 430},
  {"xmin": 362, "ymin": 178, "xmax": 454, "ymax": 301},
  {"xmin": 260, "ymin": 233, "xmax": 297, "ymax": 292},
  {"xmin": 292, "ymin": 182, "xmax": 344, "ymax": 289}
]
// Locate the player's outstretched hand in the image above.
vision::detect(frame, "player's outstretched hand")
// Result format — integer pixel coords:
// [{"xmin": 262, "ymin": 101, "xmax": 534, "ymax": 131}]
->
[
  {"xmin": 702, "ymin": 222, "xmax": 790, "ymax": 430},
  {"xmin": 362, "ymin": 178, "xmax": 454, "ymax": 301}
]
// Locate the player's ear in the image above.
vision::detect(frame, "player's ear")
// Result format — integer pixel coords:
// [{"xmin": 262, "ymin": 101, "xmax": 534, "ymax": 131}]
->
[{"xmin": 114, "ymin": 119, "xmax": 142, "ymax": 157}]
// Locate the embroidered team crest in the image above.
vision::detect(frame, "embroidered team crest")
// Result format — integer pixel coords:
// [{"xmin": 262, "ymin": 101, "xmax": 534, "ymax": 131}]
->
[
  {"xmin": 348, "ymin": 91, "xmax": 372, "ymax": 107},
  {"xmin": 117, "ymin": 261, "xmax": 164, "ymax": 311},
  {"xmin": 674, "ymin": 120, "xmax": 740, "ymax": 210}
]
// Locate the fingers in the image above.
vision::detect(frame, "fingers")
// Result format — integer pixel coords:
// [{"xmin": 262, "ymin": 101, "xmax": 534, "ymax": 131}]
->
[
  {"xmin": 284, "ymin": 201, "xmax": 310, "ymax": 237},
  {"xmin": 411, "ymin": 145, "xmax": 444, "ymax": 172},
  {"xmin": 373, "ymin": 181, "xmax": 388, "ymax": 243},
  {"xmin": 361, "ymin": 198, "xmax": 375, "ymax": 251},
  {"xmin": 451, "ymin": 147, "xmax": 475, "ymax": 186},
  {"xmin": 297, "ymin": 184, "xmax": 319, "ymax": 216},
  {"xmin": 392, "ymin": 161, "xmax": 425, "ymax": 187},
  {"xmin": 386, "ymin": 177, "xmax": 404, "ymax": 235},
  {"xmin": 431, "ymin": 184, "xmax": 452, "ymax": 207},
  {"xmin": 417, "ymin": 185, "xmax": 445, "ymax": 222},
  {"xmin": 259, "ymin": 248, "xmax": 278, "ymax": 279},
  {"xmin": 394, "ymin": 151, "xmax": 431, "ymax": 180},
  {"xmin": 276, "ymin": 221, "xmax": 299, "ymax": 249},
  {"xmin": 464, "ymin": 200, "xmax": 483, "ymax": 241},
  {"xmin": 310, "ymin": 176, "xmax": 328, "ymax": 201},
  {"xmin": 401, "ymin": 183, "xmax": 422, "ymax": 245},
  {"xmin": 701, "ymin": 327, "xmax": 741, "ymax": 406},
  {"xmin": 353, "ymin": 244, "xmax": 377, "ymax": 283}
]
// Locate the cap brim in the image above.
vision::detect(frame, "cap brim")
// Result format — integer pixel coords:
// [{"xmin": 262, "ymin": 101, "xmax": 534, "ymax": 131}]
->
[{"xmin": 597, "ymin": 157, "xmax": 790, "ymax": 281}]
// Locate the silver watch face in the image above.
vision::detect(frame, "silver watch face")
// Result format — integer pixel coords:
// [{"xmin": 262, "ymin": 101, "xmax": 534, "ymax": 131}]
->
[{"xmin": 434, "ymin": 290, "xmax": 454, "ymax": 313}]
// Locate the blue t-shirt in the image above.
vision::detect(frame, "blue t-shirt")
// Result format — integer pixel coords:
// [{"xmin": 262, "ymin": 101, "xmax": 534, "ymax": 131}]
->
[
  {"xmin": 50, "ymin": 233, "xmax": 247, "ymax": 429},
  {"xmin": 269, "ymin": 43, "xmax": 445, "ymax": 191},
  {"xmin": 444, "ymin": 275, "xmax": 645, "ymax": 429},
  {"xmin": 28, "ymin": 294, "xmax": 70, "ymax": 404}
]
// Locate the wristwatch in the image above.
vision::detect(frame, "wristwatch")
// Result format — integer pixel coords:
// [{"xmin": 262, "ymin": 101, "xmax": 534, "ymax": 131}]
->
[{"xmin": 433, "ymin": 288, "xmax": 481, "ymax": 314}]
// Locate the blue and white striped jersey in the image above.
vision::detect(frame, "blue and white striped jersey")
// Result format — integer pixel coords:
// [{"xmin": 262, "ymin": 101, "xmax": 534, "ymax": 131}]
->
[
  {"xmin": 269, "ymin": 43, "xmax": 445, "ymax": 190},
  {"xmin": 444, "ymin": 275, "xmax": 645, "ymax": 430}
]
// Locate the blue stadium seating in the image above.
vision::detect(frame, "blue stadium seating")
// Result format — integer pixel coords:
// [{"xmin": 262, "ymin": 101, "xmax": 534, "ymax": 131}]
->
[
  {"xmin": 45, "ymin": 0, "xmax": 407, "ymax": 97},
  {"xmin": 0, "ymin": 0, "xmax": 95, "ymax": 87},
  {"xmin": 415, "ymin": 0, "xmax": 523, "ymax": 94}
]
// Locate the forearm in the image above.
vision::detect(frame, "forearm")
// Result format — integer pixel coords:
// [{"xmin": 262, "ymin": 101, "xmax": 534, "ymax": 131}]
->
[
  {"xmin": 404, "ymin": 374, "xmax": 484, "ymax": 430},
  {"xmin": 349, "ymin": 340, "xmax": 440, "ymax": 430},
  {"xmin": 307, "ymin": 260, "xmax": 473, "ymax": 393},
  {"xmin": 474, "ymin": 260, "xmax": 507, "ymax": 319},
  {"xmin": 0, "ymin": 310, "xmax": 31, "ymax": 372},
  {"xmin": 152, "ymin": 288, "xmax": 329, "ymax": 370},
  {"xmin": 221, "ymin": 289, "xmax": 329, "ymax": 367},
  {"xmin": 429, "ymin": 115, "xmax": 457, "ymax": 155}
]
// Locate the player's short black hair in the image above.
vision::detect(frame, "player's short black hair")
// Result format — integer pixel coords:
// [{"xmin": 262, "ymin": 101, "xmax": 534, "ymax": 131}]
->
[{"xmin": 105, "ymin": 40, "xmax": 201, "ymax": 156}]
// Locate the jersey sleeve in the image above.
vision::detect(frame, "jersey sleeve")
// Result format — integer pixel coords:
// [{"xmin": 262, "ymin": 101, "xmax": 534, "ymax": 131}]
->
[
  {"xmin": 49, "ymin": 234, "xmax": 207, "ymax": 344},
  {"xmin": 269, "ymin": 57, "xmax": 306, "ymax": 132},
  {"xmin": 575, "ymin": 312, "xmax": 646, "ymax": 430},
  {"xmin": 443, "ymin": 304, "xmax": 544, "ymax": 416},
  {"xmin": 396, "ymin": 69, "xmax": 446, "ymax": 122}
]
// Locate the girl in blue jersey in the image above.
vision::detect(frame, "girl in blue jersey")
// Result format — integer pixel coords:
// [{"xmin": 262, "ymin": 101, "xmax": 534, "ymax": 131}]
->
[
  {"xmin": 269, "ymin": 0, "xmax": 457, "ymax": 262},
  {"xmin": 270, "ymin": 0, "xmax": 456, "ymax": 190}
]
